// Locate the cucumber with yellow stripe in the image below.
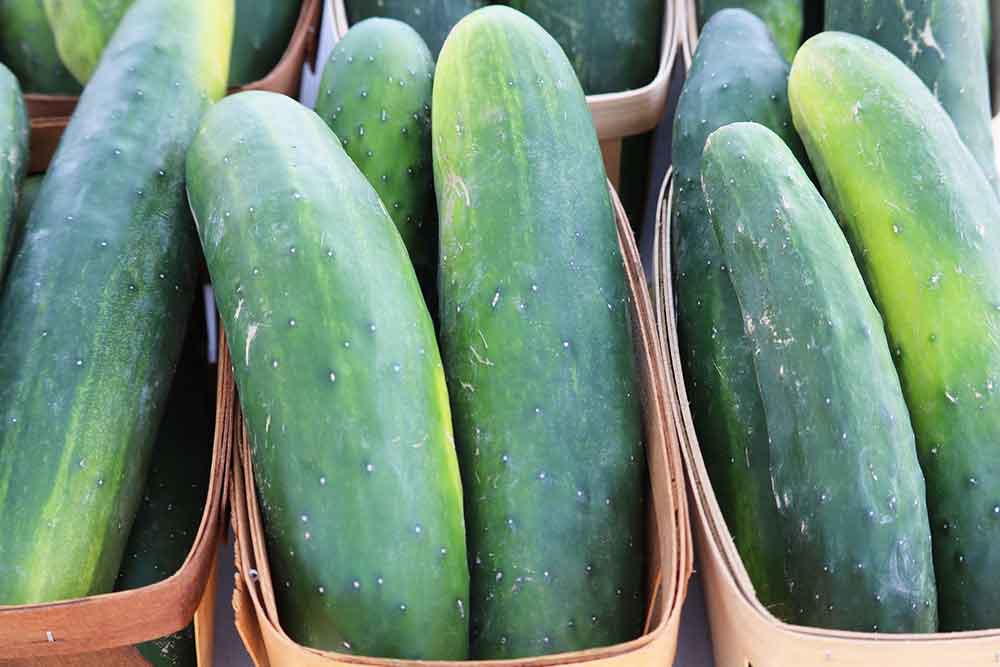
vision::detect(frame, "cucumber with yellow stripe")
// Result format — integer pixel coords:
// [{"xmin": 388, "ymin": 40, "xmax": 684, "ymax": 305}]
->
[{"xmin": 0, "ymin": 0, "xmax": 232, "ymax": 604}]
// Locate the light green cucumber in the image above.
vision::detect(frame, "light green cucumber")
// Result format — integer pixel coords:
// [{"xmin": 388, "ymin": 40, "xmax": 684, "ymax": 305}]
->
[
  {"xmin": 791, "ymin": 30, "xmax": 1000, "ymax": 632},
  {"xmin": 0, "ymin": 0, "xmax": 232, "ymax": 605},
  {"xmin": 43, "ymin": 0, "xmax": 135, "ymax": 84},
  {"xmin": 187, "ymin": 91, "xmax": 468, "ymax": 659},
  {"xmin": 0, "ymin": 0, "xmax": 81, "ymax": 93}
]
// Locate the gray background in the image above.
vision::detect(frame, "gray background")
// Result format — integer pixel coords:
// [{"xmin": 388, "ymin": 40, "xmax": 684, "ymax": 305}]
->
[{"xmin": 211, "ymin": 2, "xmax": 715, "ymax": 664}]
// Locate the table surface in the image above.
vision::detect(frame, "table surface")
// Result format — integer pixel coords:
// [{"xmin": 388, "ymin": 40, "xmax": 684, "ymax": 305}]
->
[{"xmin": 212, "ymin": 2, "xmax": 715, "ymax": 664}]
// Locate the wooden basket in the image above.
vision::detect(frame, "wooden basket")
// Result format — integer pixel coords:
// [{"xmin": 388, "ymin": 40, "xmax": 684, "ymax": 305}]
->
[
  {"xmin": 653, "ymin": 162, "xmax": 1000, "ymax": 665},
  {"xmin": 228, "ymin": 186, "xmax": 692, "ymax": 667},
  {"xmin": 0, "ymin": 341, "xmax": 233, "ymax": 665},
  {"xmin": 25, "ymin": 0, "xmax": 323, "ymax": 174},
  {"xmin": 327, "ymin": 0, "xmax": 681, "ymax": 189}
]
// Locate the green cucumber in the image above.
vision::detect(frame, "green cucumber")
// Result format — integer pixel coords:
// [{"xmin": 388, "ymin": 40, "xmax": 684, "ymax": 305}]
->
[
  {"xmin": 507, "ymin": 0, "xmax": 662, "ymax": 94},
  {"xmin": 9, "ymin": 173, "xmax": 40, "ymax": 266},
  {"xmin": 704, "ymin": 121, "xmax": 938, "ymax": 632},
  {"xmin": 791, "ymin": 30, "xmax": 1000, "ymax": 632},
  {"xmin": 187, "ymin": 90, "xmax": 468, "ymax": 659},
  {"xmin": 976, "ymin": 0, "xmax": 991, "ymax": 59},
  {"xmin": 671, "ymin": 8, "xmax": 807, "ymax": 618},
  {"xmin": 697, "ymin": 0, "xmax": 804, "ymax": 61},
  {"xmin": 43, "ymin": 0, "xmax": 135, "ymax": 84},
  {"xmin": 825, "ymin": 0, "xmax": 998, "ymax": 193},
  {"xmin": 0, "ymin": 0, "xmax": 232, "ymax": 605},
  {"xmin": 115, "ymin": 309, "xmax": 214, "ymax": 667},
  {"xmin": 433, "ymin": 7, "xmax": 645, "ymax": 658},
  {"xmin": 315, "ymin": 18, "xmax": 436, "ymax": 293},
  {"xmin": 0, "ymin": 0, "xmax": 81, "ymax": 93},
  {"xmin": 0, "ymin": 64, "xmax": 28, "ymax": 278},
  {"xmin": 229, "ymin": 0, "xmax": 301, "ymax": 86},
  {"xmin": 346, "ymin": 0, "xmax": 489, "ymax": 58}
]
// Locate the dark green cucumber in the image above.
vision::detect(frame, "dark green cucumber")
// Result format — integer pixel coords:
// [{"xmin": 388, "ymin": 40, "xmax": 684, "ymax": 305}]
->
[
  {"xmin": 43, "ymin": 0, "xmax": 135, "ymax": 84},
  {"xmin": 0, "ymin": 0, "xmax": 232, "ymax": 605},
  {"xmin": 115, "ymin": 309, "xmax": 214, "ymax": 667},
  {"xmin": 434, "ymin": 7, "xmax": 645, "ymax": 658},
  {"xmin": 791, "ymin": 31, "xmax": 1000, "ymax": 632},
  {"xmin": 0, "ymin": 0, "xmax": 81, "ymax": 93},
  {"xmin": 187, "ymin": 91, "xmax": 468, "ymax": 659},
  {"xmin": 825, "ymin": 0, "xmax": 998, "ymax": 193},
  {"xmin": 0, "ymin": 64, "xmax": 28, "ymax": 278},
  {"xmin": 507, "ymin": 0, "xmax": 662, "ymax": 94},
  {"xmin": 704, "ymin": 121, "xmax": 937, "ymax": 632},
  {"xmin": 698, "ymin": 0, "xmax": 804, "ymax": 61},
  {"xmin": 315, "ymin": 18, "xmax": 436, "ymax": 292},
  {"xmin": 671, "ymin": 8, "xmax": 807, "ymax": 618},
  {"xmin": 229, "ymin": 0, "xmax": 301, "ymax": 86},
  {"xmin": 346, "ymin": 0, "xmax": 488, "ymax": 58}
]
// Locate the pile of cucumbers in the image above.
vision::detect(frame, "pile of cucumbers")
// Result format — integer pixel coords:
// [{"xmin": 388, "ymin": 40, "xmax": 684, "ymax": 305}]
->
[
  {"xmin": 676, "ymin": 1, "xmax": 1000, "ymax": 634},
  {"xmin": 0, "ymin": 0, "xmax": 657, "ymax": 663}
]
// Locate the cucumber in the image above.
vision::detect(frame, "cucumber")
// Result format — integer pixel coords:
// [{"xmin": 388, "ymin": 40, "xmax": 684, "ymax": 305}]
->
[
  {"xmin": 0, "ymin": 64, "xmax": 28, "ymax": 278},
  {"xmin": 346, "ymin": 0, "xmax": 488, "ymax": 58},
  {"xmin": 433, "ymin": 7, "xmax": 645, "ymax": 658},
  {"xmin": 187, "ymin": 91, "xmax": 468, "ymax": 659},
  {"xmin": 507, "ymin": 0, "xmax": 662, "ymax": 94},
  {"xmin": 229, "ymin": 0, "xmax": 301, "ymax": 86},
  {"xmin": 315, "ymin": 18, "xmax": 436, "ymax": 293},
  {"xmin": 704, "ymin": 121, "xmax": 938, "ymax": 632},
  {"xmin": 671, "ymin": 8, "xmax": 807, "ymax": 618},
  {"xmin": 976, "ymin": 0, "xmax": 991, "ymax": 59},
  {"xmin": 825, "ymin": 0, "xmax": 999, "ymax": 193},
  {"xmin": 43, "ymin": 0, "xmax": 135, "ymax": 84},
  {"xmin": 0, "ymin": 0, "xmax": 232, "ymax": 605},
  {"xmin": 790, "ymin": 30, "xmax": 1000, "ymax": 632},
  {"xmin": 697, "ymin": 0, "xmax": 804, "ymax": 61},
  {"xmin": 115, "ymin": 308, "xmax": 214, "ymax": 667},
  {"xmin": 0, "ymin": 0, "xmax": 81, "ymax": 93},
  {"xmin": 9, "ymin": 174, "xmax": 40, "ymax": 265}
]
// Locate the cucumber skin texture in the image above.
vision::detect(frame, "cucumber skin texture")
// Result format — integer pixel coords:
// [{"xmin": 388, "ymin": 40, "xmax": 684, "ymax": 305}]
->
[
  {"xmin": 229, "ymin": 0, "xmax": 301, "ymax": 86},
  {"xmin": 43, "ymin": 0, "xmax": 135, "ymax": 84},
  {"xmin": 506, "ymin": 0, "xmax": 662, "ymax": 94},
  {"xmin": 10, "ymin": 174, "xmax": 40, "ymax": 264},
  {"xmin": 346, "ymin": 0, "xmax": 489, "ymax": 58},
  {"xmin": 0, "ymin": 0, "xmax": 233, "ymax": 605},
  {"xmin": 704, "ymin": 122, "xmax": 938, "ymax": 632},
  {"xmin": 0, "ymin": 65, "xmax": 28, "ymax": 278},
  {"xmin": 434, "ymin": 7, "xmax": 645, "ymax": 658},
  {"xmin": 315, "ymin": 19, "xmax": 436, "ymax": 292},
  {"xmin": 0, "ymin": 0, "xmax": 81, "ymax": 93},
  {"xmin": 187, "ymin": 91, "xmax": 468, "ymax": 660},
  {"xmin": 698, "ymin": 0, "xmax": 803, "ymax": 61},
  {"xmin": 115, "ymin": 314, "xmax": 214, "ymax": 667},
  {"xmin": 825, "ymin": 1, "xmax": 998, "ymax": 193},
  {"xmin": 790, "ymin": 31, "xmax": 1000, "ymax": 632},
  {"xmin": 671, "ymin": 8, "xmax": 806, "ymax": 618}
]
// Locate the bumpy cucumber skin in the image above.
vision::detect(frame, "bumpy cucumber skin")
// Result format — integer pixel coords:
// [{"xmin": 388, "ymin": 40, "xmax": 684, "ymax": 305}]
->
[
  {"xmin": 315, "ymin": 18, "xmax": 436, "ymax": 292},
  {"xmin": 346, "ymin": 0, "xmax": 488, "ymax": 58},
  {"xmin": 790, "ymin": 31, "xmax": 1000, "ymax": 632},
  {"xmin": 507, "ymin": 0, "xmax": 662, "ymax": 94},
  {"xmin": 0, "ymin": 65, "xmax": 28, "ymax": 279},
  {"xmin": 0, "ymin": 0, "xmax": 233, "ymax": 605},
  {"xmin": 698, "ymin": 0, "xmax": 803, "ymax": 61},
  {"xmin": 434, "ymin": 7, "xmax": 645, "ymax": 658},
  {"xmin": 43, "ymin": 0, "xmax": 135, "ymax": 84},
  {"xmin": 825, "ymin": 1, "xmax": 998, "ymax": 193},
  {"xmin": 229, "ymin": 0, "xmax": 301, "ymax": 86},
  {"xmin": 187, "ymin": 91, "xmax": 468, "ymax": 659},
  {"xmin": 0, "ymin": 0, "xmax": 81, "ymax": 93},
  {"xmin": 672, "ymin": 8, "xmax": 806, "ymax": 618},
  {"xmin": 115, "ymin": 312, "xmax": 214, "ymax": 667},
  {"xmin": 704, "ymin": 122, "xmax": 938, "ymax": 633}
]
